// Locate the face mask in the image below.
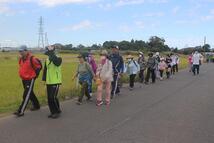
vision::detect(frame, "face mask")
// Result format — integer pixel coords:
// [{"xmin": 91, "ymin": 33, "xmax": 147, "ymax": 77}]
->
[
  {"xmin": 128, "ymin": 59, "xmax": 132, "ymax": 62},
  {"xmin": 101, "ymin": 56, "xmax": 106, "ymax": 60},
  {"xmin": 139, "ymin": 55, "xmax": 142, "ymax": 57}
]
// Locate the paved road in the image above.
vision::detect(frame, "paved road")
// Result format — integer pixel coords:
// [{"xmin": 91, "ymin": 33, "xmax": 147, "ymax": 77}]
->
[{"xmin": 1, "ymin": 64, "xmax": 214, "ymax": 143}]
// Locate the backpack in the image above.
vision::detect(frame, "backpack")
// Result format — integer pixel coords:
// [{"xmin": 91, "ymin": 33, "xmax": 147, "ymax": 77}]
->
[{"xmin": 30, "ymin": 56, "xmax": 43, "ymax": 78}]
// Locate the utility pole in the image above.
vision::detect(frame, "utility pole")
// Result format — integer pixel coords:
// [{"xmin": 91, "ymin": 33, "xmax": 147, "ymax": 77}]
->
[{"xmin": 45, "ymin": 32, "xmax": 49, "ymax": 47}]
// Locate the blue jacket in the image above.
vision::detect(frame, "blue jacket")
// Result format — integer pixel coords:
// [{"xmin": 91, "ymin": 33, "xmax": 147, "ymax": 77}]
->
[
  {"xmin": 125, "ymin": 60, "xmax": 140, "ymax": 75},
  {"xmin": 109, "ymin": 53, "xmax": 124, "ymax": 74}
]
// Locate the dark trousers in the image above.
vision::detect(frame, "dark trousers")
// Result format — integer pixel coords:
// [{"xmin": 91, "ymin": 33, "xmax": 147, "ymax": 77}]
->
[
  {"xmin": 145, "ymin": 68, "xmax": 156, "ymax": 83},
  {"xmin": 139, "ymin": 70, "xmax": 145, "ymax": 83},
  {"xmin": 175, "ymin": 64, "xmax": 178, "ymax": 72},
  {"xmin": 18, "ymin": 79, "xmax": 40, "ymax": 114},
  {"xmin": 171, "ymin": 65, "xmax": 176, "ymax": 75},
  {"xmin": 159, "ymin": 70, "xmax": 164, "ymax": 78},
  {"xmin": 111, "ymin": 73, "xmax": 120, "ymax": 96},
  {"xmin": 129, "ymin": 74, "xmax": 136, "ymax": 88},
  {"xmin": 78, "ymin": 81, "xmax": 90, "ymax": 102},
  {"xmin": 47, "ymin": 84, "xmax": 61, "ymax": 114},
  {"xmin": 193, "ymin": 65, "xmax": 200, "ymax": 75}
]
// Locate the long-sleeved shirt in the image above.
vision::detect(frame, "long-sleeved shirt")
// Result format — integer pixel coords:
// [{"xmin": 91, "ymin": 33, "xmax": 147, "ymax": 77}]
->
[
  {"xmin": 109, "ymin": 53, "xmax": 124, "ymax": 74},
  {"xmin": 125, "ymin": 60, "xmax": 140, "ymax": 75}
]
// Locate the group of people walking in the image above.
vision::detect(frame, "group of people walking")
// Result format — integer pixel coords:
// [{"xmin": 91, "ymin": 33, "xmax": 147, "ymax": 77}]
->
[
  {"xmin": 15, "ymin": 44, "xmax": 189, "ymax": 119},
  {"xmin": 15, "ymin": 45, "xmax": 62, "ymax": 119}
]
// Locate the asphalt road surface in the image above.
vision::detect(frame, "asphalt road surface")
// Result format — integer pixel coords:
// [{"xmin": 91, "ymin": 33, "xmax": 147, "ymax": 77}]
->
[{"xmin": 1, "ymin": 64, "xmax": 214, "ymax": 143}]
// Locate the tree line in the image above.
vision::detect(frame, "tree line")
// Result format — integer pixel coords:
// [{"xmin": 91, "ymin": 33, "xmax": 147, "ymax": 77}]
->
[{"xmin": 52, "ymin": 36, "xmax": 212, "ymax": 55}]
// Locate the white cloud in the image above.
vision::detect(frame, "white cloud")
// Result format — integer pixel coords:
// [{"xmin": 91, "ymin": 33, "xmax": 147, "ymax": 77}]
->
[
  {"xmin": 38, "ymin": 0, "xmax": 98, "ymax": 7},
  {"xmin": 144, "ymin": 12, "xmax": 164, "ymax": 17},
  {"xmin": 119, "ymin": 25, "xmax": 132, "ymax": 32},
  {"xmin": 62, "ymin": 20, "xmax": 93, "ymax": 31},
  {"xmin": 98, "ymin": 3, "xmax": 112, "ymax": 10},
  {"xmin": 201, "ymin": 9, "xmax": 214, "ymax": 21},
  {"xmin": 135, "ymin": 21, "xmax": 145, "ymax": 29},
  {"xmin": 0, "ymin": 0, "xmax": 98, "ymax": 7},
  {"xmin": 116, "ymin": 0, "xmax": 145, "ymax": 6}
]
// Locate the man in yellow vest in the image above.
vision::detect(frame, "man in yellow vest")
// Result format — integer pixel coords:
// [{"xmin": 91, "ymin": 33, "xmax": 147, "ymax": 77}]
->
[{"xmin": 42, "ymin": 45, "xmax": 62, "ymax": 119}]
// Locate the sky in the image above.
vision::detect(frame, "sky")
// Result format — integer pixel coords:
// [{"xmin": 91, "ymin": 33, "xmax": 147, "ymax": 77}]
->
[{"xmin": 0, "ymin": 0, "xmax": 214, "ymax": 49}]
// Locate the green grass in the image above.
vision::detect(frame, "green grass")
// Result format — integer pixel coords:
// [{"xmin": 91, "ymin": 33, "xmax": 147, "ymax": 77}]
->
[{"xmin": 0, "ymin": 52, "xmax": 188, "ymax": 115}]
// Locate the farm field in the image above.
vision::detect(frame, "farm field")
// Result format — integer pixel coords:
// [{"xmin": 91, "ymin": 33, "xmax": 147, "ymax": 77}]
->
[{"xmin": 0, "ymin": 52, "xmax": 188, "ymax": 115}]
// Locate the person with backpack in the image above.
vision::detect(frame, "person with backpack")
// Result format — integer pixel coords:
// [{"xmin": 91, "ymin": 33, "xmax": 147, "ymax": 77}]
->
[
  {"xmin": 14, "ymin": 45, "xmax": 41, "ymax": 117},
  {"xmin": 138, "ymin": 52, "xmax": 146, "ymax": 84},
  {"xmin": 125, "ymin": 54, "xmax": 140, "ymax": 90},
  {"xmin": 74, "ymin": 54, "xmax": 95, "ymax": 105},
  {"xmin": 42, "ymin": 46, "xmax": 62, "ymax": 119},
  {"xmin": 95, "ymin": 50, "xmax": 113, "ymax": 106},
  {"xmin": 109, "ymin": 45, "xmax": 124, "ymax": 99},
  {"xmin": 145, "ymin": 53, "xmax": 156, "ymax": 84}
]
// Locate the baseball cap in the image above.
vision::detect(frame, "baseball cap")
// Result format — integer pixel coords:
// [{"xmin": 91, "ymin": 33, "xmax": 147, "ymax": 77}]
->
[{"xmin": 19, "ymin": 45, "xmax": 28, "ymax": 52}]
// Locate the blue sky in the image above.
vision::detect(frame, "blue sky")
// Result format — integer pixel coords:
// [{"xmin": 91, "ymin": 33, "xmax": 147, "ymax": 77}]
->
[{"xmin": 0, "ymin": 0, "xmax": 214, "ymax": 49}]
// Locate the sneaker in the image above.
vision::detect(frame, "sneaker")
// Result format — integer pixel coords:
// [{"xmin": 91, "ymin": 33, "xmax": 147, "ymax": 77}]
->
[
  {"xmin": 105, "ymin": 101, "xmax": 110, "ymax": 106},
  {"xmin": 129, "ymin": 87, "xmax": 133, "ymax": 91},
  {"xmin": 144, "ymin": 82, "xmax": 149, "ymax": 85},
  {"xmin": 57, "ymin": 110, "xmax": 62, "ymax": 114},
  {"xmin": 51, "ymin": 113, "xmax": 60, "ymax": 119},
  {"xmin": 16, "ymin": 113, "xmax": 24, "ymax": 117},
  {"xmin": 48, "ymin": 114, "xmax": 53, "ymax": 118},
  {"xmin": 111, "ymin": 95, "xmax": 114, "ymax": 99},
  {"xmin": 30, "ymin": 107, "xmax": 40, "ymax": 111},
  {"xmin": 86, "ymin": 96, "xmax": 93, "ymax": 102},
  {"xmin": 76, "ymin": 101, "xmax": 82, "ymax": 105},
  {"xmin": 96, "ymin": 100, "xmax": 103, "ymax": 106},
  {"xmin": 89, "ymin": 93, "xmax": 93, "ymax": 97},
  {"xmin": 13, "ymin": 111, "xmax": 19, "ymax": 115}
]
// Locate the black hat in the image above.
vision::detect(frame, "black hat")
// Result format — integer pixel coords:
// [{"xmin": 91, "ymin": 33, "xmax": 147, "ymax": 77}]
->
[{"xmin": 112, "ymin": 45, "xmax": 119, "ymax": 49}]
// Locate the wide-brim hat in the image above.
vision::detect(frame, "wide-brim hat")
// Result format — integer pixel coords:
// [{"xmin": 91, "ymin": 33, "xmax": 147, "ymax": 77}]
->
[
  {"xmin": 139, "ymin": 52, "xmax": 144, "ymax": 55},
  {"xmin": 160, "ymin": 58, "xmax": 165, "ymax": 61},
  {"xmin": 100, "ymin": 50, "xmax": 108, "ymax": 56},
  {"xmin": 126, "ymin": 55, "xmax": 134, "ymax": 59},
  {"xmin": 77, "ymin": 54, "xmax": 84, "ymax": 58}
]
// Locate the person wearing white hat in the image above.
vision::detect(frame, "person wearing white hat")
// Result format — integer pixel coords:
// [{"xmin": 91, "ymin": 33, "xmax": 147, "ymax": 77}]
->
[{"xmin": 125, "ymin": 54, "xmax": 140, "ymax": 90}]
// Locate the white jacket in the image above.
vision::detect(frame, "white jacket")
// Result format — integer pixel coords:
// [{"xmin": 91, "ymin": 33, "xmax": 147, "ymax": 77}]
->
[{"xmin": 192, "ymin": 53, "xmax": 202, "ymax": 65}]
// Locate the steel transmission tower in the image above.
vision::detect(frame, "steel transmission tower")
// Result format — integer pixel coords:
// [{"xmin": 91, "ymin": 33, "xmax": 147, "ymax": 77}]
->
[{"xmin": 38, "ymin": 16, "xmax": 45, "ymax": 49}]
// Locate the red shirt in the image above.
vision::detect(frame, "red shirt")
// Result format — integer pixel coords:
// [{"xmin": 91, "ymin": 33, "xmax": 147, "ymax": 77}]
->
[{"xmin": 19, "ymin": 53, "xmax": 41, "ymax": 80}]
